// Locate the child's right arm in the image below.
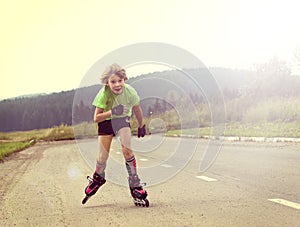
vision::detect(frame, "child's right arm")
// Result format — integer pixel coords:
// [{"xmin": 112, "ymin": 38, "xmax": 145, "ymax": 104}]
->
[
  {"xmin": 93, "ymin": 107, "xmax": 112, "ymax": 123},
  {"xmin": 94, "ymin": 105, "xmax": 128, "ymax": 123}
]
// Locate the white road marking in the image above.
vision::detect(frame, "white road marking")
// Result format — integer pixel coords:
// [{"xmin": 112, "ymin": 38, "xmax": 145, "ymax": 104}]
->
[
  {"xmin": 268, "ymin": 198, "xmax": 300, "ymax": 210},
  {"xmin": 115, "ymin": 151, "xmax": 121, "ymax": 154},
  {"xmin": 196, "ymin": 175, "xmax": 217, "ymax": 182},
  {"xmin": 139, "ymin": 158, "xmax": 148, "ymax": 161},
  {"xmin": 224, "ymin": 175, "xmax": 241, "ymax": 181},
  {"xmin": 161, "ymin": 164, "xmax": 173, "ymax": 168}
]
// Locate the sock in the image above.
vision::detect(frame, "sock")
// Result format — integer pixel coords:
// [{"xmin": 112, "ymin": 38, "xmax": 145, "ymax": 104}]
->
[
  {"xmin": 95, "ymin": 161, "xmax": 106, "ymax": 178},
  {"xmin": 125, "ymin": 156, "xmax": 137, "ymax": 176}
]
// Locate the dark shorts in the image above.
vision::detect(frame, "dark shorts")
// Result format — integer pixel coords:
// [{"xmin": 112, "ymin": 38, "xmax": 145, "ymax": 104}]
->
[{"xmin": 97, "ymin": 117, "xmax": 131, "ymax": 136}]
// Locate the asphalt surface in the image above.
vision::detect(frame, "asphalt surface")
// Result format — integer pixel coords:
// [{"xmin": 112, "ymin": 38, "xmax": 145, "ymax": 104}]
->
[{"xmin": 0, "ymin": 136, "xmax": 299, "ymax": 226}]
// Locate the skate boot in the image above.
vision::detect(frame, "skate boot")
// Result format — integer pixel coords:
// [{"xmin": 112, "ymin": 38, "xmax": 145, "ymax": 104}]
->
[
  {"xmin": 82, "ymin": 172, "xmax": 106, "ymax": 204},
  {"xmin": 128, "ymin": 174, "xmax": 149, "ymax": 207}
]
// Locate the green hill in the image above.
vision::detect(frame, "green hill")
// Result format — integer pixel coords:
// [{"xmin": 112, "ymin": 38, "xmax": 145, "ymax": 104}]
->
[{"xmin": 1, "ymin": 64, "xmax": 300, "ymax": 132}]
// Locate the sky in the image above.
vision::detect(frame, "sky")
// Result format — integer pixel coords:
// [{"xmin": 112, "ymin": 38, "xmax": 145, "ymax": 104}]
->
[{"xmin": 1, "ymin": 0, "xmax": 300, "ymax": 100}]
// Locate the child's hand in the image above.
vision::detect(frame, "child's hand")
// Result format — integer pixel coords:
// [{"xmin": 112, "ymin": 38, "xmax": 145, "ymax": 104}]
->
[
  {"xmin": 138, "ymin": 125, "xmax": 146, "ymax": 138},
  {"xmin": 112, "ymin": 104, "xmax": 128, "ymax": 115}
]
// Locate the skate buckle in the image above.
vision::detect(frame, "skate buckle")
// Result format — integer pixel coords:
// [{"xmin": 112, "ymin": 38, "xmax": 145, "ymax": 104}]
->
[{"xmin": 87, "ymin": 176, "xmax": 93, "ymax": 182}]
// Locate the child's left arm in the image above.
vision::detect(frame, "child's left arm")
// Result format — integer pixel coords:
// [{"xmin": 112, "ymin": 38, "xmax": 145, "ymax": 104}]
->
[{"xmin": 132, "ymin": 105, "xmax": 144, "ymax": 128}]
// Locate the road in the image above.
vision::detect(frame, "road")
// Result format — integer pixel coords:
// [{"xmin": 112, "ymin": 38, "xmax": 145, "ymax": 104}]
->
[{"xmin": 0, "ymin": 136, "xmax": 299, "ymax": 226}]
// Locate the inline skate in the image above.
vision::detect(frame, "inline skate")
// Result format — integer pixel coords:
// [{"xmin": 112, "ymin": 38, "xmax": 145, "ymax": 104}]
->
[
  {"xmin": 82, "ymin": 172, "xmax": 106, "ymax": 204},
  {"xmin": 128, "ymin": 174, "xmax": 149, "ymax": 207}
]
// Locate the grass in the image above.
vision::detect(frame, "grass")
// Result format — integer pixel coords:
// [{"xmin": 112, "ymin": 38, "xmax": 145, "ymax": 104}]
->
[
  {"xmin": 0, "ymin": 141, "xmax": 34, "ymax": 160},
  {"xmin": 167, "ymin": 122, "xmax": 300, "ymax": 138},
  {"xmin": 0, "ymin": 123, "xmax": 100, "ymax": 161},
  {"xmin": 0, "ymin": 124, "xmax": 75, "ymax": 161},
  {"xmin": 166, "ymin": 127, "xmax": 211, "ymax": 137},
  {"xmin": 222, "ymin": 122, "xmax": 300, "ymax": 138},
  {"xmin": 0, "ymin": 124, "xmax": 76, "ymax": 142}
]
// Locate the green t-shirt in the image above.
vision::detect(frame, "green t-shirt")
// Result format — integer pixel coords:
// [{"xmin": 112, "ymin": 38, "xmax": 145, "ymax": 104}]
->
[{"xmin": 92, "ymin": 84, "xmax": 140, "ymax": 119}]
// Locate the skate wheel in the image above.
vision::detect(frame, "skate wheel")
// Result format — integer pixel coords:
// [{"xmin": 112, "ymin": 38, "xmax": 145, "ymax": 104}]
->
[{"xmin": 82, "ymin": 196, "xmax": 89, "ymax": 205}]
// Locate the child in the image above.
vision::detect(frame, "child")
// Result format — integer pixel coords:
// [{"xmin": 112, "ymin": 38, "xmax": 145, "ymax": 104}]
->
[{"xmin": 82, "ymin": 63, "xmax": 148, "ymax": 206}]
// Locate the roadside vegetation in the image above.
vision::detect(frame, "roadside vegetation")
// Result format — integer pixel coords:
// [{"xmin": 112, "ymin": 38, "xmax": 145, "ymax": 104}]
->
[
  {"xmin": 167, "ymin": 122, "xmax": 300, "ymax": 138},
  {"xmin": 0, "ymin": 124, "xmax": 76, "ymax": 161},
  {"xmin": 0, "ymin": 141, "xmax": 33, "ymax": 160}
]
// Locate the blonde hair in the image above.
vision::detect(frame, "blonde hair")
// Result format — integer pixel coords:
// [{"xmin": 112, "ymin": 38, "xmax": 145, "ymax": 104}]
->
[{"xmin": 100, "ymin": 63, "xmax": 128, "ymax": 84}]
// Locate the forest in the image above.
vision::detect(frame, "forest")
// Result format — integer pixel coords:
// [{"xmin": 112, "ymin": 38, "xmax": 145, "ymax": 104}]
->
[{"xmin": 1, "ymin": 58, "xmax": 300, "ymax": 133}]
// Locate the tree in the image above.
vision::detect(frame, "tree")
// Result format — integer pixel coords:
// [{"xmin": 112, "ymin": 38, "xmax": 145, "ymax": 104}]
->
[
  {"xmin": 153, "ymin": 99, "xmax": 162, "ymax": 115},
  {"xmin": 73, "ymin": 100, "xmax": 93, "ymax": 124},
  {"xmin": 241, "ymin": 57, "xmax": 295, "ymax": 99}
]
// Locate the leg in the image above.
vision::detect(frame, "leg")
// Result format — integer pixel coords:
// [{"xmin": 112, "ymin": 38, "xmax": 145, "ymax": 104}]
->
[
  {"xmin": 118, "ymin": 127, "xmax": 133, "ymax": 159},
  {"xmin": 118, "ymin": 127, "xmax": 148, "ymax": 202},
  {"xmin": 118, "ymin": 127, "xmax": 137, "ymax": 175},
  {"xmin": 96, "ymin": 135, "xmax": 113, "ymax": 177},
  {"xmin": 83, "ymin": 135, "xmax": 112, "ymax": 202}
]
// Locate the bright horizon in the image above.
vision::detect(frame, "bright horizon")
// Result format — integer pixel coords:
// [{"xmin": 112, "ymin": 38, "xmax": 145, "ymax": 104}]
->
[{"xmin": 1, "ymin": 0, "xmax": 300, "ymax": 100}]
